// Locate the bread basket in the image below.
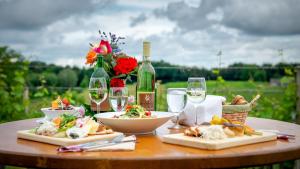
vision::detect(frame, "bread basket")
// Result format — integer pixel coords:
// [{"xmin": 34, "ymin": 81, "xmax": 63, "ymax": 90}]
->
[{"xmin": 222, "ymin": 95, "xmax": 260, "ymax": 123}]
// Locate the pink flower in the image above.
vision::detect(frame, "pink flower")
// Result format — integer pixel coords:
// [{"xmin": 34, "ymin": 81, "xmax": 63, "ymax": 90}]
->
[
  {"xmin": 128, "ymin": 96, "xmax": 135, "ymax": 104},
  {"xmin": 94, "ymin": 40, "xmax": 112, "ymax": 55}
]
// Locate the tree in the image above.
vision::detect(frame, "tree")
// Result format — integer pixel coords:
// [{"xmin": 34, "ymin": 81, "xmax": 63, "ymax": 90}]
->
[
  {"xmin": 0, "ymin": 46, "xmax": 28, "ymax": 122},
  {"xmin": 58, "ymin": 68, "xmax": 78, "ymax": 87},
  {"xmin": 80, "ymin": 75, "xmax": 89, "ymax": 88},
  {"xmin": 27, "ymin": 72, "xmax": 40, "ymax": 87},
  {"xmin": 253, "ymin": 70, "xmax": 267, "ymax": 81},
  {"xmin": 43, "ymin": 72, "xmax": 58, "ymax": 86}
]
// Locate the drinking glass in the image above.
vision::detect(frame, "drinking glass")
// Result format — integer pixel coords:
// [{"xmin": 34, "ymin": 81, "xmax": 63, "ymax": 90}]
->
[
  {"xmin": 187, "ymin": 77, "xmax": 206, "ymax": 125},
  {"xmin": 88, "ymin": 77, "xmax": 108, "ymax": 114},
  {"xmin": 167, "ymin": 88, "xmax": 187, "ymax": 129},
  {"xmin": 109, "ymin": 87, "xmax": 129, "ymax": 112}
]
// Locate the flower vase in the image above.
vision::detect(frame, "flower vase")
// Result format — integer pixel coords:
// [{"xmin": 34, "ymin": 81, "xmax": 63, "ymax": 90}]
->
[
  {"xmin": 89, "ymin": 55, "xmax": 110, "ymax": 112},
  {"xmin": 91, "ymin": 97, "xmax": 111, "ymax": 112}
]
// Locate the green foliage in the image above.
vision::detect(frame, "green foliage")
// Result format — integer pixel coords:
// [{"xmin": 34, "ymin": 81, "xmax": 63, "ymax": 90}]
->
[
  {"xmin": 58, "ymin": 68, "xmax": 78, "ymax": 87},
  {"xmin": 43, "ymin": 72, "xmax": 58, "ymax": 86},
  {"xmin": 83, "ymin": 104, "xmax": 96, "ymax": 119},
  {"xmin": 27, "ymin": 73, "xmax": 40, "ymax": 86},
  {"xmin": 0, "ymin": 46, "xmax": 28, "ymax": 122},
  {"xmin": 80, "ymin": 75, "xmax": 89, "ymax": 87},
  {"xmin": 253, "ymin": 70, "xmax": 267, "ymax": 81}
]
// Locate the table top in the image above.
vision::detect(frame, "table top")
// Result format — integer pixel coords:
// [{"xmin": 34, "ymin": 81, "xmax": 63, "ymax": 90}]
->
[{"xmin": 0, "ymin": 117, "xmax": 300, "ymax": 169}]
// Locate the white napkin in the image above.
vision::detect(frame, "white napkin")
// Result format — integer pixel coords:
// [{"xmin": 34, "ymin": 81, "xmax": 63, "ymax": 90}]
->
[
  {"xmin": 87, "ymin": 135, "xmax": 136, "ymax": 151},
  {"xmin": 178, "ymin": 95, "xmax": 226, "ymax": 126}
]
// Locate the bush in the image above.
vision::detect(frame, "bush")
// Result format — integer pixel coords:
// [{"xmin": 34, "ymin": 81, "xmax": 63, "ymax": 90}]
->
[
  {"xmin": 0, "ymin": 47, "xmax": 29, "ymax": 122},
  {"xmin": 58, "ymin": 69, "xmax": 78, "ymax": 87},
  {"xmin": 43, "ymin": 72, "xmax": 58, "ymax": 86}
]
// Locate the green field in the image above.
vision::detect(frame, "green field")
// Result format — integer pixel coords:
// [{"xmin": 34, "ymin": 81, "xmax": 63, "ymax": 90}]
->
[{"xmin": 25, "ymin": 80, "xmax": 294, "ymax": 123}]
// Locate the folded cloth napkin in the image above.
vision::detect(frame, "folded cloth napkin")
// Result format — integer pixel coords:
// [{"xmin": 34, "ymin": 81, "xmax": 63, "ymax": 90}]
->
[
  {"xmin": 178, "ymin": 95, "xmax": 226, "ymax": 126},
  {"xmin": 58, "ymin": 135, "xmax": 136, "ymax": 152},
  {"xmin": 87, "ymin": 135, "xmax": 136, "ymax": 151}
]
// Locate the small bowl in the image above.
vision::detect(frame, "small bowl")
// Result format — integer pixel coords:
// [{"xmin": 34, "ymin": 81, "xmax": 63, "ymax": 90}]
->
[
  {"xmin": 95, "ymin": 111, "xmax": 175, "ymax": 134},
  {"xmin": 41, "ymin": 107, "xmax": 79, "ymax": 120}
]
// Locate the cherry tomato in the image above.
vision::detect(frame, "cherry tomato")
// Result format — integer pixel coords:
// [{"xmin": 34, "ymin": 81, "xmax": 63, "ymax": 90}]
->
[
  {"xmin": 62, "ymin": 98, "xmax": 70, "ymax": 106},
  {"xmin": 145, "ymin": 111, "xmax": 151, "ymax": 116}
]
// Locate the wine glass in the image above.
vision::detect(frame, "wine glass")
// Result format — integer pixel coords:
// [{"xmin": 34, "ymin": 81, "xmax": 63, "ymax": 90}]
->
[
  {"xmin": 167, "ymin": 88, "xmax": 187, "ymax": 129},
  {"xmin": 89, "ymin": 77, "xmax": 108, "ymax": 114},
  {"xmin": 109, "ymin": 87, "xmax": 129, "ymax": 112},
  {"xmin": 187, "ymin": 77, "xmax": 206, "ymax": 125}
]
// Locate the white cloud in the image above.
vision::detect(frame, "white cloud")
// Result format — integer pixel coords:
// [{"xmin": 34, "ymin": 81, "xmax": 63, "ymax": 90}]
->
[{"xmin": 0, "ymin": 0, "xmax": 299, "ymax": 69}]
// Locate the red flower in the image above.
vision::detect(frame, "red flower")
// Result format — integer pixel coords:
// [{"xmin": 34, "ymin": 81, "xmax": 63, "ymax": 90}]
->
[
  {"xmin": 94, "ymin": 40, "xmax": 112, "ymax": 55},
  {"xmin": 110, "ymin": 78, "xmax": 125, "ymax": 87},
  {"xmin": 113, "ymin": 57, "xmax": 138, "ymax": 75}
]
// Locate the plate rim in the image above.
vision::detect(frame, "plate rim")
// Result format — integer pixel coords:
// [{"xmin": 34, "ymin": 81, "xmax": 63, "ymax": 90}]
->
[{"xmin": 94, "ymin": 111, "xmax": 175, "ymax": 120}]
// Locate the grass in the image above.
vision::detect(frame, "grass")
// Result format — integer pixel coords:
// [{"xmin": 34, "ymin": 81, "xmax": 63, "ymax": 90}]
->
[
  {"xmin": 24, "ymin": 80, "xmax": 287, "ymax": 122},
  {"xmin": 156, "ymin": 81, "xmax": 284, "ymax": 113}
]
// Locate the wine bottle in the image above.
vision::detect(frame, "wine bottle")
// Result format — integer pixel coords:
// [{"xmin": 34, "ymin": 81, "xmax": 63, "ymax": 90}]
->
[{"xmin": 137, "ymin": 41, "xmax": 156, "ymax": 111}]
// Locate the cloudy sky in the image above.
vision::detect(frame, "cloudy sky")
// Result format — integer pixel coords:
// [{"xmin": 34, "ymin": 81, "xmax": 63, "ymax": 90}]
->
[{"xmin": 0, "ymin": 0, "xmax": 300, "ymax": 68}]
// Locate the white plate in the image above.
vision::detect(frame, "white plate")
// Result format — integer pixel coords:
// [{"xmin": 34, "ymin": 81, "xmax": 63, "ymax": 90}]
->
[
  {"xmin": 41, "ymin": 107, "xmax": 79, "ymax": 120},
  {"xmin": 95, "ymin": 111, "xmax": 175, "ymax": 134}
]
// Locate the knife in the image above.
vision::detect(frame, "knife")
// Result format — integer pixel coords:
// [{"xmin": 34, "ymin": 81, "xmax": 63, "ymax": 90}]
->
[
  {"xmin": 84, "ymin": 138, "xmax": 137, "ymax": 152},
  {"xmin": 58, "ymin": 134, "xmax": 125, "ymax": 152},
  {"xmin": 82, "ymin": 135, "xmax": 126, "ymax": 150}
]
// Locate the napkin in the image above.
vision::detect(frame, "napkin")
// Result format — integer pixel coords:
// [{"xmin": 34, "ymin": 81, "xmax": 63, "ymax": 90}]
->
[
  {"xmin": 178, "ymin": 95, "xmax": 226, "ymax": 126},
  {"xmin": 87, "ymin": 135, "xmax": 136, "ymax": 151},
  {"xmin": 58, "ymin": 135, "xmax": 136, "ymax": 152}
]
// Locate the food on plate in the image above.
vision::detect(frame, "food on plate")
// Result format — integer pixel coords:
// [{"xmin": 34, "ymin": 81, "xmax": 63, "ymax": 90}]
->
[
  {"xmin": 184, "ymin": 126, "xmax": 202, "ymax": 137},
  {"xmin": 113, "ymin": 104, "xmax": 155, "ymax": 119},
  {"xmin": 34, "ymin": 114, "xmax": 113, "ymax": 139},
  {"xmin": 185, "ymin": 125, "xmax": 226, "ymax": 140},
  {"xmin": 91, "ymin": 125, "xmax": 113, "ymax": 135},
  {"xmin": 51, "ymin": 96, "xmax": 73, "ymax": 110},
  {"xmin": 230, "ymin": 95, "xmax": 248, "ymax": 105},
  {"xmin": 66, "ymin": 127, "xmax": 89, "ymax": 139},
  {"xmin": 35, "ymin": 121, "xmax": 58, "ymax": 136},
  {"xmin": 210, "ymin": 115, "xmax": 229, "ymax": 125},
  {"xmin": 184, "ymin": 115, "xmax": 262, "ymax": 140}
]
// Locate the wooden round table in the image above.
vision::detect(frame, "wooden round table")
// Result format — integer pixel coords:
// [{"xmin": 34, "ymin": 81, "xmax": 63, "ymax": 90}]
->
[{"xmin": 0, "ymin": 117, "xmax": 300, "ymax": 169}]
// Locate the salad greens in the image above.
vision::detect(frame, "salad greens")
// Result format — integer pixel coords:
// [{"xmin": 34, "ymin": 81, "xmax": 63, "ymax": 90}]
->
[
  {"xmin": 58, "ymin": 114, "xmax": 77, "ymax": 132},
  {"xmin": 118, "ymin": 105, "xmax": 152, "ymax": 118}
]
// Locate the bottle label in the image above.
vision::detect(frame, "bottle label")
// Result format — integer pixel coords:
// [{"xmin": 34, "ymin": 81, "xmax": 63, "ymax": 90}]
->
[{"xmin": 137, "ymin": 92, "xmax": 155, "ymax": 111}]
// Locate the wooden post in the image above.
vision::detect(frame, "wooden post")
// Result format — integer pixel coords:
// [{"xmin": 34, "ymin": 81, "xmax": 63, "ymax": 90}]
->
[
  {"xmin": 296, "ymin": 66, "xmax": 300, "ymax": 124},
  {"xmin": 295, "ymin": 66, "xmax": 300, "ymax": 169},
  {"xmin": 23, "ymin": 86, "xmax": 29, "ymax": 114}
]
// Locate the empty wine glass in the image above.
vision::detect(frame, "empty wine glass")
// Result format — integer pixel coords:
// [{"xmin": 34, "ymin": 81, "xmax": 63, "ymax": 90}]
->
[
  {"xmin": 167, "ymin": 88, "xmax": 187, "ymax": 129},
  {"xmin": 88, "ymin": 77, "xmax": 108, "ymax": 114},
  {"xmin": 109, "ymin": 87, "xmax": 128, "ymax": 112},
  {"xmin": 187, "ymin": 77, "xmax": 206, "ymax": 125}
]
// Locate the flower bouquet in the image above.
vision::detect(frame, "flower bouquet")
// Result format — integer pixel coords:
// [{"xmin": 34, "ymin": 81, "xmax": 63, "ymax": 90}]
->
[{"xmin": 85, "ymin": 30, "xmax": 138, "ymax": 111}]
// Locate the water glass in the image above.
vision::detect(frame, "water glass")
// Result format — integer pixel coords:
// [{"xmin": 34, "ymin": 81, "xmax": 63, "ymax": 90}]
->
[
  {"xmin": 167, "ymin": 88, "xmax": 187, "ymax": 129},
  {"xmin": 109, "ymin": 87, "xmax": 128, "ymax": 112}
]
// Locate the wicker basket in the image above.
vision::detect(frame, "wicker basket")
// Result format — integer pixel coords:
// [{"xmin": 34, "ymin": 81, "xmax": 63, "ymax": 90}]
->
[{"xmin": 222, "ymin": 95, "xmax": 260, "ymax": 124}]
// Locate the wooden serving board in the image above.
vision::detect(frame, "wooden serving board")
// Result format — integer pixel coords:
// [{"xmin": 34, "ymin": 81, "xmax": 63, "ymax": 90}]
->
[
  {"xmin": 17, "ymin": 130, "xmax": 123, "ymax": 146},
  {"xmin": 162, "ymin": 132, "xmax": 277, "ymax": 150}
]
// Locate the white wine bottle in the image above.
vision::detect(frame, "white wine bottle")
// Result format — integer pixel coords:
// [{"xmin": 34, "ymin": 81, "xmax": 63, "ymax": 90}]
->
[{"xmin": 136, "ymin": 41, "xmax": 156, "ymax": 111}]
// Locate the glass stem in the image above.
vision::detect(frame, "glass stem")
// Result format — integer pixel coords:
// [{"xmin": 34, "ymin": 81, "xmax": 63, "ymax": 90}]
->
[
  {"xmin": 194, "ymin": 104, "xmax": 198, "ymax": 126},
  {"xmin": 96, "ymin": 103, "xmax": 100, "ymax": 114},
  {"xmin": 176, "ymin": 113, "xmax": 180, "ymax": 125}
]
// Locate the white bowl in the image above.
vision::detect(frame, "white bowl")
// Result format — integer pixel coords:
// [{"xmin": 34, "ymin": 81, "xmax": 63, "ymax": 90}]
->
[
  {"xmin": 95, "ymin": 111, "xmax": 175, "ymax": 134},
  {"xmin": 41, "ymin": 107, "xmax": 78, "ymax": 120}
]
